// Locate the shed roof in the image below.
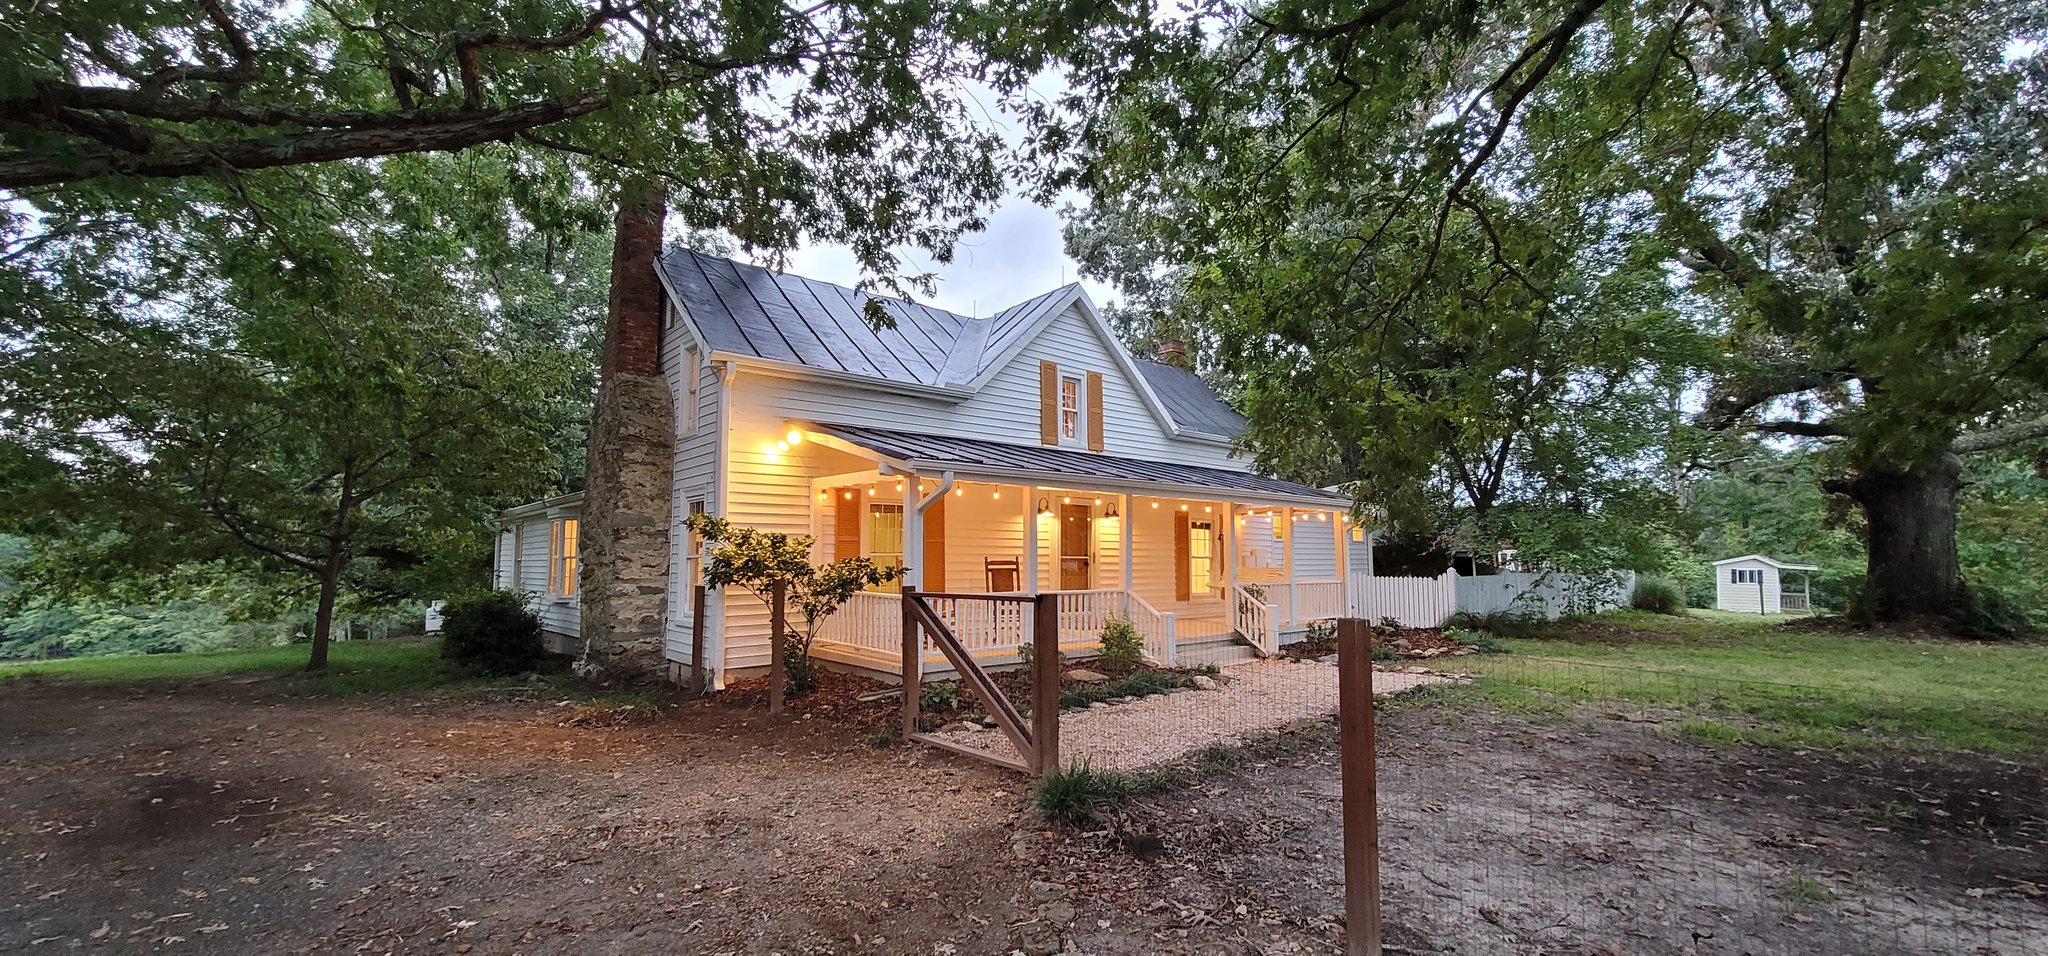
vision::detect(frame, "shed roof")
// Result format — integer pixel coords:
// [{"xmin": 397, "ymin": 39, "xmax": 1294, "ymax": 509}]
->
[
  {"xmin": 806, "ymin": 423, "xmax": 1343, "ymax": 507},
  {"xmin": 656, "ymin": 249, "xmax": 1244, "ymax": 440},
  {"xmin": 1711, "ymin": 554, "xmax": 1821, "ymax": 571}
]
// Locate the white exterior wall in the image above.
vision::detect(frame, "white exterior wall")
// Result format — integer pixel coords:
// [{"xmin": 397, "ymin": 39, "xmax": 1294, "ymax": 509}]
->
[
  {"xmin": 662, "ymin": 314, "xmax": 726, "ymax": 672},
  {"xmin": 1714, "ymin": 558, "xmax": 1782, "ymax": 613},
  {"xmin": 1290, "ymin": 512, "xmax": 1340, "ymax": 581},
  {"xmin": 495, "ymin": 508, "xmax": 582, "ymax": 638},
  {"xmin": 716, "ymin": 303, "xmax": 1242, "ymax": 471}
]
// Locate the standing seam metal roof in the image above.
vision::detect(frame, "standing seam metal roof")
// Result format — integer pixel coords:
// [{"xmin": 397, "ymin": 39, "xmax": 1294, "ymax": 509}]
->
[
  {"xmin": 657, "ymin": 249, "xmax": 1246, "ymax": 439},
  {"xmin": 810, "ymin": 423, "xmax": 1341, "ymax": 504}
]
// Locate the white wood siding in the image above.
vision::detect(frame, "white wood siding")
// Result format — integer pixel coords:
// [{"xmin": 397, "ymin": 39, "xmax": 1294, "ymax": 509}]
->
[
  {"xmin": 663, "ymin": 315, "xmax": 724, "ymax": 669},
  {"xmin": 499, "ymin": 510, "xmax": 581, "ymax": 638},
  {"xmin": 1291, "ymin": 512, "xmax": 1340, "ymax": 581},
  {"xmin": 1714, "ymin": 559, "xmax": 1782, "ymax": 613},
  {"xmin": 726, "ymin": 303, "xmax": 1242, "ymax": 471}
]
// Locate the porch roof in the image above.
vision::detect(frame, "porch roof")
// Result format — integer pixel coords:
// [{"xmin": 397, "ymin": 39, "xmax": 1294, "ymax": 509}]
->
[{"xmin": 806, "ymin": 423, "xmax": 1349, "ymax": 508}]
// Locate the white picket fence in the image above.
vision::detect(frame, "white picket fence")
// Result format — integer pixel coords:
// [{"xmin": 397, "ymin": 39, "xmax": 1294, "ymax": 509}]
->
[{"xmin": 1346, "ymin": 569, "xmax": 1636, "ymax": 628}]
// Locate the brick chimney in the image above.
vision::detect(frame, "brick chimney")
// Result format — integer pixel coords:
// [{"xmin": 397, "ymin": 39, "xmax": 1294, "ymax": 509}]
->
[
  {"xmin": 1154, "ymin": 339, "xmax": 1190, "ymax": 368},
  {"xmin": 579, "ymin": 179, "xmax": 675, "ymax": 677}
]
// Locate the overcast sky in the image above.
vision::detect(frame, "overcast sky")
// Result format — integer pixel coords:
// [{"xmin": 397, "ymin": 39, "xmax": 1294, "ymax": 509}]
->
[{"xmin": 778, "ymin": 196, "xmax": 1120, "ymax": 318}]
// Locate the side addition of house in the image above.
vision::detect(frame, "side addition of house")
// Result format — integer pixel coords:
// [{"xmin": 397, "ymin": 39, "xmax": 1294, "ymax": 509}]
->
[{"xmin": 496, "ymin": 250, "xmax": 1360, "ymax": 684}]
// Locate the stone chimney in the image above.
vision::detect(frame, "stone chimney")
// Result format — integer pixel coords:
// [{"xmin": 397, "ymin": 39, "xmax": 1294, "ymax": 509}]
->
[
  {"xmin": 579, "ymin": 179, "xmax": 675, "ymax": 678},
  {"xmin": 1155, "ymin": 339, "xmax": 1190, "ymax": 368}
]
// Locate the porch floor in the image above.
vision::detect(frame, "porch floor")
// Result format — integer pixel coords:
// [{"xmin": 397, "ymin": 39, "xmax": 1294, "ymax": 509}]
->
[{"xmin": 921, "ymin": 658, "xmax": 1451, "ymax": 772}]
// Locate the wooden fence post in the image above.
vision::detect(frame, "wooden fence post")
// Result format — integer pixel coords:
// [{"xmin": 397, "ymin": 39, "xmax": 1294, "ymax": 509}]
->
[
  {"xmin": 1336, "ymin": 617, "xmax": 1382, "ymax": 956},
  {"xmin": 901, "ymin": 585, "xmax": 921, "ymax": 739},
  {"xmin": 769, "ymin": 579, "xmax": 787, "ymax": 716},
  {"xmin": 1031, "ymin": 591, "xmax": 1060, "ymax": 776},
  {"xmin": 690, "ymin": 584, "xmax": 708, "ymax": 696}
]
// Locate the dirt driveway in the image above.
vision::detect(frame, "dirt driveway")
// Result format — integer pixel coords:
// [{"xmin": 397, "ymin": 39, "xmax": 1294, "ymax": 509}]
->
[{"xmin": 0, "ymin": 678, "xmax": 1348, "ymax": 955}]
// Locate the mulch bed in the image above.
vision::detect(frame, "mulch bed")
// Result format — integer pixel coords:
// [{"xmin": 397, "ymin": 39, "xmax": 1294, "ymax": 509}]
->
[{"xmin": 1278, "ymin": 626, "xmax": 1461, "ymax": 661}]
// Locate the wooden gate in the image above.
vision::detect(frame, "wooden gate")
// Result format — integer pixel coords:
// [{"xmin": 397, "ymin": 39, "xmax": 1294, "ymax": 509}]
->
[{"xmin": 899, "ymin": 586, "xmax": 1061, "ymax": 775}]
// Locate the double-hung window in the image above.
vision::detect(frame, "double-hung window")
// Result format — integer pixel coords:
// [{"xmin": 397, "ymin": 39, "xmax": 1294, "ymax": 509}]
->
[
  {"xmin": 1059, "ymin": 375, "xmax": 1083, "ymax": 444},
  {"xmin": 548, "ymin": 518, "xmax": 580, "ymax": 598},
  {"xmin": 868, "ymin": 503, "xmax": 904, "ymax": 591}
]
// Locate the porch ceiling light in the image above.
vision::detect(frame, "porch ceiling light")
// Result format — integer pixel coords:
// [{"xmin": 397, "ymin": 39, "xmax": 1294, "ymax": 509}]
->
[
  {"xmin": 785, "ymin": 428, "xmax": 803, "ymax": 445},
  {"xmin": 1150, "ymin": 500, "xmax": 1159, "ymax": 509}
]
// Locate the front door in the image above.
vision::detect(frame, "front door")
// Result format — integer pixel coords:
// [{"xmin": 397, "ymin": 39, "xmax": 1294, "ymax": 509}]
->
[
  {"xmin": 1060, "ymin": 503, "xmax": 1092, "ymax": 590},
  {"xmin": 1188, "ymin": 519, "xmax": 1215, "ymax": 594}
]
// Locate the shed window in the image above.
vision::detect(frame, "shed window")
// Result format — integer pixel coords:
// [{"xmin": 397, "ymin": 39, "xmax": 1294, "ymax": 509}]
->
[
  {"xmin": 1059, "ymin": 375, "xmax": 1082, "ymax": 443},
  {"xmin": 549, "ymin": 518, "xmax": 580, "ymax": 597},
  {"xmin": 1730, "ymin": 568, "xmax": 1763, "ymax": 585}
]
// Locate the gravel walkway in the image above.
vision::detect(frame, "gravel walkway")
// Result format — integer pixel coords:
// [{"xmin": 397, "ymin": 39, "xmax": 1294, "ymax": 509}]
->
[{"xmin": 923, "ymin": 659, "xmax": 1451, "ymax": 772}]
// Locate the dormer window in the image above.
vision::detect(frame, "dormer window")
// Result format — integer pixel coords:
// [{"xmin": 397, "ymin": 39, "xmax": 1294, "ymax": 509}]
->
[{"xmin": 1059, "ymin": 375, "xmax": 1083, "ymax": 444}]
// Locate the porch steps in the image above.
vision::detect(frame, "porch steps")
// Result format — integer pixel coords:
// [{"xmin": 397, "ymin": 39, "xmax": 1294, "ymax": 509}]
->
[{"xmin": 1175, "ymin": 632, "xmax": 1260, "ymax": 667}]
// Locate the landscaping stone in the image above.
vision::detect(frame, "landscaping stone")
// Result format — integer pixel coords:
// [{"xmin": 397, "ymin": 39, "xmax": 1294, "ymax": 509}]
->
[
  {"xmin": 1028, "ymin": 880, "xmax": 1069, "ymax": 903},
  {"xmin": 1065, "ymin": 668, "xmax": 1111, "ymax": 683},
  {"xmin": 1191, "ymin": 675, "xmax": 1221, "ymax": 691}
]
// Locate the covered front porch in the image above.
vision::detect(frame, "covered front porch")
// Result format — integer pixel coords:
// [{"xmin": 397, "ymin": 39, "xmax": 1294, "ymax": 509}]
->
[{"xmin": 787, "ymin": 423, "xmax": 1354, "ymax": 676}]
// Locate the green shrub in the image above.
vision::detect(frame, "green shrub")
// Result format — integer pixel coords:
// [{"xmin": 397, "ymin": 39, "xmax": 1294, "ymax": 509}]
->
[
  {"xmin": 781, "ymin": 637, "xmax": 820, "ymax": 695},
  {"xmin": 1098, "ymin": 614, "xmax": 1143, "ymax": 667},
  {"xmin": 439, "ymin": 591, "xmax": 548, "ymax": 676},
  {"xmin": 1445, "ymin": 608, "xmax": 1545, "ymax": 638},
  {"xmin": 1444, "ymin": 627, "xmax": 1507, "ymax": 654},
  {"xmin": 1035, "ymin": 759, "xmax": 1134, "ymax": 826},
  {"xmin": 1060, "ymin": 669, "xmax": 1192, "ymax": 708},
  {"xmin": 921, "ymin": 679, "xmax": 960, "ymax": 710},
  {"xmin": 1631, "ymin": 576, "xmax": 1685, "ymax": 615},
  {"xmin": 1953, "ymin": 586, "xmax": 2037, "ymax": 641}
]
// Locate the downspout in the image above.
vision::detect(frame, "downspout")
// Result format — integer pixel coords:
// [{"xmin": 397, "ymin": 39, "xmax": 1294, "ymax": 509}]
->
[{"xmin": 914, "ymin": 471, "xmax": 956, "ymax": 590}]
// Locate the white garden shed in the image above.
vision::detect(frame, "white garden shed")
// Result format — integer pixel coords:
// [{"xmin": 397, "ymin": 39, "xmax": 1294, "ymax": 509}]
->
[{"xmin": 1712, "ymin": 554, "xmax": 1819, "ymax": 614}]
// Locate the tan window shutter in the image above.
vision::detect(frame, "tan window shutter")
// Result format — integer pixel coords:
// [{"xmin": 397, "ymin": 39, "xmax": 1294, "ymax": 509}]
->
[
  {"xmin": 1174, "ymin": 510, "xmax": 1191, "ymax": 601},
  {"xmin": 834, "ymin": 490, "xmax": 862, "ymax": 561},
  {"xmin": 1086, "ymin": 372, "xmax": 1105, "ymax": 451},
  {"xmin": 1039, "ymin": 360, "xmax": 1058, "ymax": 444},
  {"xmin": 923, "ymin": 497, "xmax": 946, "ymax": 591}
]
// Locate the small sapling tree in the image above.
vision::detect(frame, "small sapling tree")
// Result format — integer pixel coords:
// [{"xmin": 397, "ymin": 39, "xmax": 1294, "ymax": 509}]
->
[{"xmin": 683, "ymin": 515, "xmax": 904, "ymax": 694}]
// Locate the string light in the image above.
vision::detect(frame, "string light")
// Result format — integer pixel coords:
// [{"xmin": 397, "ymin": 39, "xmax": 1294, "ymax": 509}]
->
[
  {"xmin": 1150, "ymin": 500, "xmax": 1159, "ymax": 509},
  {"xmin": 955, "ymin": 486, "xmax": 964, "ymax": 497}
]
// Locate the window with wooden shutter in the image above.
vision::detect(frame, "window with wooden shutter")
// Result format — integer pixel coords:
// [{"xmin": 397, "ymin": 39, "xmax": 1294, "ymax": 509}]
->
[
  {"xmin": 1039, "ymin": 360, "xmax": 1058, "ymax": 444},
  {"xmin": 1086, "ymin": 371, "xmax": 1104, "ymax": 451},
  {"xmin": 923, "ymin": 497, "xmax": 945, "ymax": 591},
  {"xmin": 833, "ymin": 489, "xmax": 862, "ymax": 560}
]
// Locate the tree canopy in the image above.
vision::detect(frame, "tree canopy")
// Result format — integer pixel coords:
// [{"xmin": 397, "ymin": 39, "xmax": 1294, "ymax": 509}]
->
[{"xmin": 1058, "ymin": 0, "xmax": 2048, "ymax": 625}]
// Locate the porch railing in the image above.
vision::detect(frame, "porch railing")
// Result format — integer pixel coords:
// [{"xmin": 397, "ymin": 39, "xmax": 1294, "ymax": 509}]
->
[
  {"xmin": 1781, "ymin": 592, "xmax": 1811, "ymax": 612},
  {"xmin": 1271, "ymin": 579, "xmax": 1346, "ymax": 627},
  {"xmin": 1125, "ymin": 591, "xmax": 1178, "ymax": 667},
  {"xmin": 1230, "ymin": 583, "xmax": 1278, "ymax": 656},
  {"xmin": 817, "ymin": 588, "xmax": 1187, "ymax": 667}
]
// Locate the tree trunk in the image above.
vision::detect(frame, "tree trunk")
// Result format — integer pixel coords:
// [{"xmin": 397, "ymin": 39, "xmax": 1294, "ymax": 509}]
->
[
  {"xmin": 578, "ymin": 177, "xmax": 675, "ymax": 677},
  {"xmin": 1832, "ymin": 454, "xmax": 1966, "ymax": 621},
  {"xmin": 308, "ymin": 547, "xmax": 344, "ymax": 671}
]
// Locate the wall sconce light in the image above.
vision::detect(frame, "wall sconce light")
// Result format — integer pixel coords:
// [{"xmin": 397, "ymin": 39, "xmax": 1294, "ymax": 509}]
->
[
  {"xmin": 1037, "ymin": 496, "xmax": 1053, "ymax": 516},
  {"xmin": 1104, "ymin": 503, "xmax": 1120, "ymax": 518}
]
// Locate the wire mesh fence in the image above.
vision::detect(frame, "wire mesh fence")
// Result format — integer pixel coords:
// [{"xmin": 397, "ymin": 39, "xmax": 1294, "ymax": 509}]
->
[{"xmin": 1065, "ymin": 630, "xmax": 2047, "ymax": 955}]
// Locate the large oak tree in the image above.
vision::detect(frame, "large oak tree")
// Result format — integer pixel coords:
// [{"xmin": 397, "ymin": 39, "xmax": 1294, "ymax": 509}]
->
[{"xmin": 1060, "ymin": 0, "xmax": 2048, "ymax": 625}]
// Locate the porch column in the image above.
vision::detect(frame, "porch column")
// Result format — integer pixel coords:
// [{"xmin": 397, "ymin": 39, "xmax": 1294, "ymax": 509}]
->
[
  {"xmin": 1281, "ymin": 507, "xmax": 1296, "ymax": 626},
  {"xmin": 902, "ymin": 470, "xmax": 923, "ymax": 590},
  {"xmin": 1224, "ymin": 503, "xmax": 1239, "ymax": 595},
  {"xmin": 1022, "ymin": 484, "xmax": 1038, "ymax": 592},
  {"xmin": 1334, "ymin": 511, "xmax": 1350, "ymax": 615},
  {"xmin": 1120, "ymin": 493, "xmax": 1134, "ymax": 592}
]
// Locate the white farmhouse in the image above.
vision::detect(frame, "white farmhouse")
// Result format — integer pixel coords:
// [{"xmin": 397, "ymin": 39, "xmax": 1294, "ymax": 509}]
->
[
  {"xmin": 1712, "ymin": 554, "xmax": 1819, "ymax": 614},
  {"xmin": 494, "ymin": 250, "xmax": 1362, "ymax": 685}
]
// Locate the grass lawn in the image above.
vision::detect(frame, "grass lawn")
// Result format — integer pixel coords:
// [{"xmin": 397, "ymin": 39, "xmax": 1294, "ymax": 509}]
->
[
  {"xmin": 1433, "ymin": 610, "xmax": 2048, "ymax": 758},
  {"xmin": 0, "ymin": 639, "xmax": 499, "ymax": 696}
]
